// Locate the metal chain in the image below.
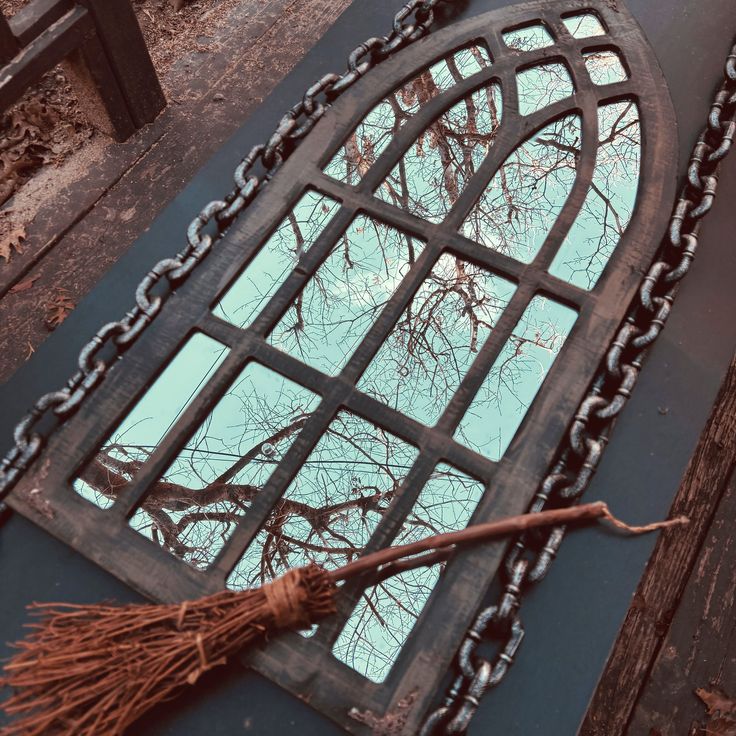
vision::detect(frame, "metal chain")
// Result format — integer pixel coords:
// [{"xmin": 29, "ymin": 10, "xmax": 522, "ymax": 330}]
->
[
  {"xmin": 420, "ymin": 37, "xmax": 736, "ymax": 736},
  {"xmin": 0, "ymin": 0, "xmax": 458, "ymax": 500}
]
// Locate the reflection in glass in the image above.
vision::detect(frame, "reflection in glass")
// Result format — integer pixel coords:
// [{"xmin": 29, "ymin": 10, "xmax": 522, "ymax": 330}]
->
[
  {"xmin": 72, "ymin": 334, "xmax": 228, "ymax": 509},
  {"xmin": 456, "ymin": 295, "xmax": 577, "ymax": 460},
  {"xmin": 562, "ymin": 13, "xmax": 606, "ymax": 38},
  {"xmin": 462, "ymin": 115, "xmax": 581, "ymax": 262},
  {"xmin": 214, "ymin": 191, "xmax": 339, "ymax": 329},
  {"xmin": 584, "ymin": 50, "xmax": 627, "ymax": 86},
  {"xmin": 127, "ymin": 363, "xmax": 320, "ymax": 569},
  {"xmin": 358, "ymin": 254, "xmax": 515, "ymax": 425},
  {"xmin": 516, "ymin": 63, "xmax": 574, "ymax": 116},
  {"xmin": 549, "ymin": 101, "xmax": 640, "ymax": 289},
  {"xmin": 502, "ymin": 23, "xmax": 554, "ymax": 51},
  {"xmin": 333, "ymin": 464, "xmax": 485, "ymax": 681},
  {"xmin": 324, "ymin": 45, "xmax": 492, "ymax": 184},
  {"xmin": 376, "ymin": 84, "xmax": 503, "ymax": 222},
  {"xmin": 269, "ymin": 215, "xmax": 424, "ymax": 375},
  {"xmin": 227, "ymin": 411, "xmax": 418, "ymax": 589}
]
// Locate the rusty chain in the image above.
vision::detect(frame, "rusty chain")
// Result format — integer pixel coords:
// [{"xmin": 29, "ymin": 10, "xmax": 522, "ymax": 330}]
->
[
  {"xmin": 420, "ymin": 36, "xmax": 736, "ymax": 736},
  {"xmin": 0, "ymin": 0, "xmax": 457, "ymax": 499}
]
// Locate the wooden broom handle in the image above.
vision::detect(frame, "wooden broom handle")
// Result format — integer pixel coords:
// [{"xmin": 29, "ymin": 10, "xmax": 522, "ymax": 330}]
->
[{"xmin": 329, "ymin": 501, "xmax": 687, "ymax": 583}]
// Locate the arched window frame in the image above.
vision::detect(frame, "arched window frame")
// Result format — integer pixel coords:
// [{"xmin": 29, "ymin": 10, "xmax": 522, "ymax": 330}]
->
[{"xmin": 6, "ymin": 0, "xmax": 676, "ymax": 731}]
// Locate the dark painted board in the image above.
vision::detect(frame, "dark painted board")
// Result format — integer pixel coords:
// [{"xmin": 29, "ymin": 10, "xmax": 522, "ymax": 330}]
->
[
  {"xmin": 581, "ymin": 356, "xmax": 736, "ymax": 734},
  {"xmin": 1, "ymin": 0, "xmax": 736, "ymax": 734},
  {"xmin": 627, "ymin": 466, "xmax": 736, "ymax": 735}
]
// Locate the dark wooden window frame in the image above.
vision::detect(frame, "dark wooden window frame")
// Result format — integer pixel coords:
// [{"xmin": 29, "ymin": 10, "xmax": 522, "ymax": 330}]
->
[
  {"xmin": 0, "ymin": 0, "xmax": 164, "ymax": 141},
  {"xmin": 5, "ymin": 1, "xmax": 676, "ymax": 731}
]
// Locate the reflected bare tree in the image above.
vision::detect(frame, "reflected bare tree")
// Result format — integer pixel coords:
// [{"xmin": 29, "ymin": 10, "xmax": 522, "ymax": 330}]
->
[{"xmin": 74, "ymin": 47, "xmax": 639, "ymax": 681}]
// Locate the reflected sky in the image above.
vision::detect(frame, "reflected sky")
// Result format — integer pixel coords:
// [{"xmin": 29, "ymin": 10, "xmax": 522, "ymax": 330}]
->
[
  {"xmin": 455, "ymin": 295, "xmax": 577, "ymax": 460},
  {"xmin": 549, "ymin": 101, "xmax": 640, "ymax": 289},
  {"xmin": 269, "ymin": 215, "xmax": 424, "ymax": 375},
  {"xmin": 376, "ymin": 83, "xmax": 503, "ymax": 222},
  {"xmin": 562, "ymin": 12, "xmax": 606, "ymax": 39},
  {"xmin": 333, "ymin": 463, "xmax": 485, "ymax": 681},
  {"xmin": 325, "ymin": 45, "xmax": 492, "ymax": 185},
  {"xmin": 516, "ymin": 63, "xmax": 574, "ymax": 116},
  {"xmin": 502, "ymin": 23, "xmax": 553, "ymax": 52},
  {"xmin": 227, "ymin": 411, "xmax": 419, "ymax": 589},
  {"xmin": 462, "ymin": 114, "xmax": 581, "ymax": 261},
  {"xmin": 215, "ymin": 191, "xmax": 339, "ymax": 330},
  {"xmin": 358, "ymin": 253, "xmax": 515, "ymax": 426}
]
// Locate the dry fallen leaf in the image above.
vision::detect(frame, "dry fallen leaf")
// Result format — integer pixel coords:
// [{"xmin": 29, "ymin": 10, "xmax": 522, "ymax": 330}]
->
[
  {"xmin": 9, "ymin": 274, "xmax": 40, "ymax": 293},
  {"xmin": 697, "ymin": 689, "xmax": 736, "ymax": 718},
  {"xmin": 44, "ymin": 289, "xmax": 75, "ymax": 330},
  {"xmin": 0, "ymin": 224, "xmax": 26, "ymax": 263},
  {"xmin": 705, "ymin": 717, "xmax": 736, "ymax": 736}
]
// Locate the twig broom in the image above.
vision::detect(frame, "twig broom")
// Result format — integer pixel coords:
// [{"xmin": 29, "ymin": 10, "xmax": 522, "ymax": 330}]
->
[{"xmin": 0, "ymin": 501, "xmax": 686, "ymax": 736}]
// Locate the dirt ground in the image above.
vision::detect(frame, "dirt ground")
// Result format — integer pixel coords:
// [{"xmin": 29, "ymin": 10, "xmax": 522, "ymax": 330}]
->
[{"xmin": 0, "ymin": 0, "xmax": 350, "ymax": 381}]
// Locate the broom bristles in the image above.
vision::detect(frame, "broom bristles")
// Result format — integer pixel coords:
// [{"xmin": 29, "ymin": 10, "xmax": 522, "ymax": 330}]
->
[{"xmin": 0, "ymin": 565, "xmax": 335, "ymax": 736}]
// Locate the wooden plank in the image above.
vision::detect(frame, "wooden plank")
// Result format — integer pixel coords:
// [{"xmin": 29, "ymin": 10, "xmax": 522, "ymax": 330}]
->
[
  {"xmin": 8, "ymin": 0, "xmax": 73, "ymax": 47},
  {"xmin": 580, "ymin": 354, "xmax": 736, "ymax": 735},
  {"xmin": 0, "ymin": 6, "xmax": 90, "ymax": 110},
  {"xmin": 626, "ymin": 465, "xmax": 736, "ymax": 735},
  {"xmin": 0, "ymin": 12, "xmax": 19, "ymax": 65},
  {"xmin": 78, "ymin": 0, "xmax": 165, "ymax": 127}
]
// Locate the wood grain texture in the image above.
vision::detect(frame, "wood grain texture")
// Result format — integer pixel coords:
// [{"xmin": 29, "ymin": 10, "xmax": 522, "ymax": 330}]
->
[
  {"xmin": 627, "ymin": 466, "xmax": 736, "ymax": 735},
  {"xmin": 580, "ymin": 354, "xmax": 736, "ymax": 736}
]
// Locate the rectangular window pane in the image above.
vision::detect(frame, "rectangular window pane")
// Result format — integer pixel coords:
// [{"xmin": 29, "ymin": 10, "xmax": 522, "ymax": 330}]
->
[
  {"xmin": 455, "ymin": 295, "xmax": 577, "ymax": 460},
  {"xmin": 358, "ymin": 253, "xmax": 515, "ymax": 425},
  {"xmin": 333, "ymin": 464, "xmax": 485, "ymax": 682},
  {"xmin": 227, "ymin": 411, "xmax": 419, "ymax": 589},
  {"xmin": 268, "ymin": 216, "xmax": 424, "ymax": 375},
  {"xmin": 214, "ymin": 190, "xmax": 340, "ymax": 328},
  {"xmin": 72, "ymin": 334, "xmax": 228, "ymax": 509},
  {"xmin": 127, "ymin": 363, "xmax": 321, "ymax": 569}
]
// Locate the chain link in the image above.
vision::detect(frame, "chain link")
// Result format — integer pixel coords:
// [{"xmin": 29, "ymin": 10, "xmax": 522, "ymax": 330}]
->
[
  {"xmin": 420, "ymin": 36, "xmax": 736, "ymax": 735},
  {"xmin": 0, "ymin": 0, "xmax": 457, "ymax": 500}
]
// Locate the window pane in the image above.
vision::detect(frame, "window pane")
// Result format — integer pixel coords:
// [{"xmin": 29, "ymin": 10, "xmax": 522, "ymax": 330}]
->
[
  {"xmin": 214, "ymin": 191, "xmax": 340, "ymax": 329},
  {"xmin": 461, "ymin": 114, "xmax": 581, "ymax": 262},
  {"xmin": 516, "ymin": 63, "xmax": 574, "ymax": 116},
  {"xmin": 375, "ymin": 84, "xmax": 503, "ymax": 222},
  {"xmin": 358, "ymin": 253, "xmax": 516, "ymax": 425},
  {"xmin": 584, "ymin": 50, "xmax": 627, "ymax": 86},
  {"xmin": 127, "ymin": 363, "xmax": 320, "ymax": 569},
  {"xmin": 562, "ymin": 13, "xmax": 606, "ymax": 38},
  {"xmin": 324, "ymin": 45, "xmax": 491, "ymax": 184},
  {"xmin": 455, "ymin": 296, "xmax": 577, "ymax": 460},
  {"xmin": 72, "ymin": 334, "xmax": 228, "ymax": 509},
  {"xmin": 333, "ymin": 464, "xmax": 485, "ymax": 682},
  {"xmin": 269, "ymin": 215, "xmax": 424, "ymax": 375},
  {"xmin": 227, "ymin": 411, "xmax": 419, "ymax": 589},
  {"xmin": 502, "ymin": 23, "xmax": 554, "ymax": 51},
  {"xmin": 549, "ymin": 101, "xmax": 640, "ymax": 289}
]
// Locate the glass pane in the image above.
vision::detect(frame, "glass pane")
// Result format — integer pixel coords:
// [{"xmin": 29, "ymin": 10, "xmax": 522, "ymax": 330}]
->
[
  {"xmin": 227, "ymin": 411, "xmax": 419, "ymax": 589},
  {"xmin": 358, "ymin": 253, "xmax": 516, "ymax": 425},
  {"xmin": 127, "ymin": 363, "xmax": 320, "ymax": 569},
  {"xmin": 502, "ymin": 23, "xmax": 554, "ymax": 51},
  {"xmin": 375, "ymin": 84, "xmax": 503, "ymax": 222},
  {"xmin": 269, "ymin": 215, "xmax": 424, "ymax": 375},
  {"xmin": 72, "ymin": 334, "xmax": 228, "ymax": 509},
  {"xmin": 324, "ymin": 45, "xmax": 492, "ymax": 184},
  {"xmin": 455, "ymin": 295, "xmax": 577, "ymax": 460},
  {"xmin": 562, "ymin": 13, "xmax": 606, "ymax": 38},
  {"xmin": 461, "ymin": 114, "xmax": 581, "ymax": 262},
  {"xmin": 549, "ymin": 101, "xmax": 640, "ymax": 289},
  {"xmin": 516, "ymin": 63, "xmax": 574, "ymax": 116},
  {"xmin": 214, "ymin": 191, "xmax": 340, "ymax": 329},
  {"xmin": 584, "ymin": 50, "xmax": 627, "ymax": 86},
  {"xmin": 333, "ymin": 464, "xmax": 485, "ymax": 682}
]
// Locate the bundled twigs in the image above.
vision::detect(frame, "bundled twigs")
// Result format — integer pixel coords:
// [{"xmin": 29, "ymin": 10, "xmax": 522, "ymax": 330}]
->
[{"xmin": 0, "ymin": 501, "xmax": 686, "ymax": 736}]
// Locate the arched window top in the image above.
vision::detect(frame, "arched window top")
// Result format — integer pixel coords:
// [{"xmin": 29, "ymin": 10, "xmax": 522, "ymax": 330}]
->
[{"xmin": 9, "ymin": 1, "xmax": 676, "ymax": 732}]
